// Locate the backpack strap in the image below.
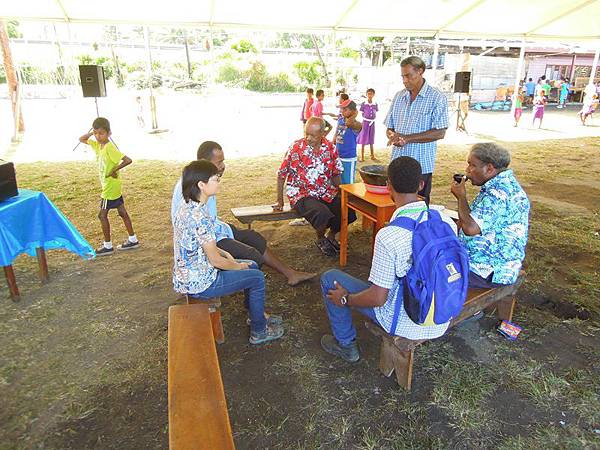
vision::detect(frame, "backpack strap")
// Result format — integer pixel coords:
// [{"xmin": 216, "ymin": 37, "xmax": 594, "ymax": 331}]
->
[
  {"xmin": 386, "ymin": 210, "xmax": 426, "ymax": 334},
  {"xmin": 388, "ymin": 210, "xmax": 426, "ymax": 231},
  {"xmin": 389, "ymin": 282, "xmax": 405, "ymax": 335}
]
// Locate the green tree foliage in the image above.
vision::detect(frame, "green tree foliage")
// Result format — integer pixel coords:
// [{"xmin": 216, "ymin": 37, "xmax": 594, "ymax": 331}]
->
[
  {"xmin": 339, "ymin": 47, "xmax": 359, "ymax": 60},
  {"xmin": 271, "ymin": 33, "xmax": 324, "ymax": 49},
  {"xmin": 216, "ymin": 62, "xmax": 247, "ymax": 87},
  {"xmin": 7, "ymin": 20, "xmax": 22, "ymax": 38},
  {"xmin": 293, "ymin": 61, "xmax": 324, "ymax": 87},
  {"xmin": 231, "ymin": 39, "xmax": 257, "ymax": 53},
  {"xmin": 245, "ymin": 61, "xmax": 295, "ymax": 92},
  {"xmin": 360, "ymin": 36, "xmax": 391, "ymax": 66},
  {"xmin": 216, "ymin": 61, "xmax": 296, "ymax": 92}
]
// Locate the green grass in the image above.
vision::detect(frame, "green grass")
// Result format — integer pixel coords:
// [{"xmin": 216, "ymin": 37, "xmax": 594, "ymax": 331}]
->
[{"xmin": 1, "ymin": 137, "xmax": 599, "ymax": 449}]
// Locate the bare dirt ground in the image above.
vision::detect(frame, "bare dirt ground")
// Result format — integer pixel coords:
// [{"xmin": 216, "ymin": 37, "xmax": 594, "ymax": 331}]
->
[{"xmin": 1, "ymin": 138, "xmax": 599, "ymax": 449}]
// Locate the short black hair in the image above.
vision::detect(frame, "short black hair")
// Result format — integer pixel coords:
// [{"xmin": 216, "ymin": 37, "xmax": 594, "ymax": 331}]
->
[
  {"xmin": 340, "ymin": 93, "xmax": 349, "ymax": 101},
  {"xmin": 316, "ymin": 89, "xmax": 324, "ymax": 97},
  {"xmin": 366, "ymin": 88, "xmax": 375, "ymax": 94},
  {"xmin": 343, "ymin": 101, "xmax": 357, "ymax": 111},
  {"xmin": 387, "ymin": 156, "xmax": 422, "ymax": 194},
  {"xmin": 306, "ymin": 88, "xmax": 314, "ymax": 94},
  {"xmin": 182, "ymin": 160, "xmax": 219, "ymax": 202},
  {"xmin": 196, "ymin": 141, "xmax": 222, "ymax": 161},
  {"xmin": 400, "ymin": 56, "xmax": 426, "ymax": 72},
  {"xmin": 528, "ymin": 78, "xmax": 532, "ymax": 81},
  {"xmin": 92, "ymin": 117, "xmax": 110, "ymax": 132}
]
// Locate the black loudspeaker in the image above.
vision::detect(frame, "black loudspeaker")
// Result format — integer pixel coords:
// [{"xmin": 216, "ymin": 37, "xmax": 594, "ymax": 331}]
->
[
  {"xmin": 454, "ymin": 71, "xmax": 471, "ymax": 93},
  {"xmin": 0, "ymin": 161, "xmax": 18, "ymax": 202},
  {"xmin": 79, "ymin": 65, "xmax": 107, "ymax": 98}
]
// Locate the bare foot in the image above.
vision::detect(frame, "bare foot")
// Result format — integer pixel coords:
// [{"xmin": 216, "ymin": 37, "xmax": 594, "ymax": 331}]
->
[
  {"xmin": 371, "ymin": 157, "xmax": 380, "ymax": 162},
  {"xmin": 288, "ymin": 271, "xmax": 318, "ymax": 286}
]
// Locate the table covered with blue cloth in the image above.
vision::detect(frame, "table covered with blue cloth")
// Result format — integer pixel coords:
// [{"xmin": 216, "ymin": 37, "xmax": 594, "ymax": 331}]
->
[{"xmin": 0, "ymin": 189, "xmax": 95, "ymax": 266}]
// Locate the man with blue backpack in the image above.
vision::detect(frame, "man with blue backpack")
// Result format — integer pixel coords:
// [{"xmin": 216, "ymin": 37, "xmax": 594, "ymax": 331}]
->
[{"xmin": 320, "ymin": 156, "xmax": 469, "ymax": 363}]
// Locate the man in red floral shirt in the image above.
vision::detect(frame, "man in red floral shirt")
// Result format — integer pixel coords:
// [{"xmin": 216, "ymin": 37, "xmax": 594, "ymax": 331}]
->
[{"xmin": 274, "ymin": 117, "xmax": 357, "ymax": 256}]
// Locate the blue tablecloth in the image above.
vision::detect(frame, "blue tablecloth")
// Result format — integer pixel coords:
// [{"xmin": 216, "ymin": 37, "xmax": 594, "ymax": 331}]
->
[{"xmin": 0, "ymin": 189, "xmax": 95, "ymax": 266}]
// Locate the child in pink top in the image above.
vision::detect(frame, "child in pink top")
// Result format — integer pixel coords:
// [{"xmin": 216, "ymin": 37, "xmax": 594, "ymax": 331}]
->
[
  {"xmin": 311, "ymin": 89, "xmax": 324, "ymax": 118},
  {"xmin": 301, "ymin": 88, "xmax": 314, "ymax": 125},
  {"xmin": 310, "ymin": 89, "xmax": 333, "ymax": 135}
]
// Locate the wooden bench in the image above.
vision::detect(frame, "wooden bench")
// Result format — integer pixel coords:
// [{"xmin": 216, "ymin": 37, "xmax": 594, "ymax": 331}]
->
[
  {"xmin": 182, "ymin": 295, "xmax": 225, "ymax": 344},
  {"xmin": 168, "ymin": 304, "xmax": 235, "ymax": 450},
  {"xmin": 231, "ymin": 204, "xmax": 299, "ymax": 229},
  {"xmin": 365, "ymin": 275, "xmax": 524, "ymax": 390}
]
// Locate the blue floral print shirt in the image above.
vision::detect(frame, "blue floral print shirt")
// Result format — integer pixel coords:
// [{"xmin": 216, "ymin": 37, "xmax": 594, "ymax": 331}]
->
[
  {"xmin": 172, "ymin": 199, "xmax": 218, "ymax": 294},
  {"xmin": 460, "ymin": 170, "xmax": 530, "ymax": 285}
]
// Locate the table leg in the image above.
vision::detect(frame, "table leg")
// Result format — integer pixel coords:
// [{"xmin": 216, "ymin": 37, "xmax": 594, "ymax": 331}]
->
[
  {"xmin": 361, "ymin": 214, "xmax": 371, "ymax": 231},
  {"xmin": 3, "ymin": 265, "xmax": 20, "ymax": 300},
  {"xmin": 372, "ymin": 207, "xmax": 387, "ymax": 253},
  {"xmin": 340, "ymin": 190, "xmax": 349, "ymax": 267},
  {"xmin": 36, "ymin": 247, "xmax": 49, "ymax": 283}
]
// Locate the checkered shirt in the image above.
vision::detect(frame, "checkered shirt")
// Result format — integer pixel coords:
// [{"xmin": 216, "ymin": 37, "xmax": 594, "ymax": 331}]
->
[
  {"xmin": 369, "ymin": 201, "xmax": 456, "ymax": 339},
  {"xmin": 383, "ymin": 82, "xmax": 449, "ymax": 174}
]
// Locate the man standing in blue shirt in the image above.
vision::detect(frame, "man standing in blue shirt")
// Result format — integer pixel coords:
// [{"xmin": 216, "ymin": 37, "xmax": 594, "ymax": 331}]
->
[
  {"xmin": 451, "ymin": 142, "xmax": 530, "ymax": 288},
  {"xmin": 384, "ymin": 56, "xmax": 449, "ymax": 203}
]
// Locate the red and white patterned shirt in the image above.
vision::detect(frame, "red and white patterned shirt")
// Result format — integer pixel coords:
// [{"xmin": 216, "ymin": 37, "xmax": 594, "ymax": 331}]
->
[{"xmin": 278, "ymin": 138, "xmax": 343, "ymax": 207}]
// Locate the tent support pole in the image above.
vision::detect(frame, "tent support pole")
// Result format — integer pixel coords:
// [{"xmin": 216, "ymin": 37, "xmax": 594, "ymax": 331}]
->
[
  {"xmin": 144, "ymin": 26, "xmax": 158, "ymax": 130},
  {"xmin": 431, "ymin": 33, "xmax": 439, "ymax": 86},
  {"xmin": 511, "ymin": 39, "xmax": 526, "ymax": 116},
  {"xmin": 587, "ymin": 47, "xmax": 599, "ymax": 93}
]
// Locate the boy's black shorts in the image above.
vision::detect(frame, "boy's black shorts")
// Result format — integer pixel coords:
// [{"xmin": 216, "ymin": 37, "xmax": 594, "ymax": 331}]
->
[{"xmin": 100, "ymin": 196, "xmax": 124, "ymax": 210}]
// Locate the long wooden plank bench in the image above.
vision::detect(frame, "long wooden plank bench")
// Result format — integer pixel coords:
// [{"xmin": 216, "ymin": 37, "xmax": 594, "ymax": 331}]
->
[
  {"xmin": 365, "ymin": 275, "xmax": 524, "ymax": 390},
  {"xmin": 231, "ymin": 204, "xmax": 299, "ymax": 229},
  {"xmin": 168, "ymin": 304, "xmax": 235, "ymax": 450},
  {"xmin": 185, "ymin": 295, "xmax": 225, "ymax": 344}
]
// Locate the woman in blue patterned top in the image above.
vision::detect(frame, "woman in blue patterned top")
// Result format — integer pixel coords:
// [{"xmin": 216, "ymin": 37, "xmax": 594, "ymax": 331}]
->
[{"xmin": 172, "ymin": 160, "xmax": 284, "ymax": 345}]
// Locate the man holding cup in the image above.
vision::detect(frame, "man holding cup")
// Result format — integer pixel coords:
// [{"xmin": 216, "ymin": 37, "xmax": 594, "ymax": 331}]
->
[{"xmin": 451, "ymin": 143, "xmax": 530, "ymax": 288}]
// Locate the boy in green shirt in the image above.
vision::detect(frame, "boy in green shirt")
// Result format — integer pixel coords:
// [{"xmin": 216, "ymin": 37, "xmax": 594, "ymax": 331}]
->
[{"xmin": 79, "ymin": 117, "xmax": 139, "ymax": 255}]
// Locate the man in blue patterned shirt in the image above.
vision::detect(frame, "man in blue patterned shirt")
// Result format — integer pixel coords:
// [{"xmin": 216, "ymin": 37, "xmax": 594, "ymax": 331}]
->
[
  {"xmin": 384, "ymin": 56, "xmax": 449, "ymax": 203},
  {"xmin": 451, "ymin": 143, "xmax": 530, "ymax": 288}
]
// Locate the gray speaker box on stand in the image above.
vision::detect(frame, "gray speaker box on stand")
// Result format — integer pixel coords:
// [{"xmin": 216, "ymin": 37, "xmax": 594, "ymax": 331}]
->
[
  {"xmin": 79, "ymin": 65, "xmax": 106, "ymax": 116},
  {"xmin": 454, "ymin": 71, "xmax": 471, "ymax": 133}
]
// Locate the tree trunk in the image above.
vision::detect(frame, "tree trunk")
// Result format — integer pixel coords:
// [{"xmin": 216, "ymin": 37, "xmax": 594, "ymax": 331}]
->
[
  {"xmin": 184, "ymin": 29, "xmax": 192, "ymax": 79},
  {"xmin": 311, "ymin": 34, "xmax": 330, "ymax": 87},
  {"xmin": 0, "ymin": 20, "xmax": 24, "ymax": 133}
]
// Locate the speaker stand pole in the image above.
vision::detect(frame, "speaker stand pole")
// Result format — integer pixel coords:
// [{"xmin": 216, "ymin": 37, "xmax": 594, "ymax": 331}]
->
[
  {"xmin": 94, "ymin": 97, "xmax": 99, "ymax": 116},
  {"xmin": 456, "ymin": 93, "xmax": 468, "ymax": 134}
]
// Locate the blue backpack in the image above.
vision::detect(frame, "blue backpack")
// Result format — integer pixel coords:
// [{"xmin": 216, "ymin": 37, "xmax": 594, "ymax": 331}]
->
[{"xmin": 388, "ymin": 209, "xmax": 469, "ymax": 327}]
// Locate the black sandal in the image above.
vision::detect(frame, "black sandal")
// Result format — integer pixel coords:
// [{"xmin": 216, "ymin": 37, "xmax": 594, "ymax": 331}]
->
[
  {"xmin": 315, "ymin": 238, "xmax": 337, "ymax": 257},
  {"xmin": 326, "ymin": 236, "xmax": 340, "ymax": 251}
]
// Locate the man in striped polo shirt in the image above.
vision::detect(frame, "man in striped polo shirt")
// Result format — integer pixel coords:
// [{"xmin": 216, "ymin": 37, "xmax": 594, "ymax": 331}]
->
[{"xmin": 384, "ymin": 56, "xmax": 449, "ymax": 203}]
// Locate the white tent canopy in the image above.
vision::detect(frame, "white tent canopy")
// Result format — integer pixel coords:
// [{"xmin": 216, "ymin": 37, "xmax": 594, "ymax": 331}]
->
[{"xmin": 2, "ymin": 0, "xmax": 600, "ymax": 42}]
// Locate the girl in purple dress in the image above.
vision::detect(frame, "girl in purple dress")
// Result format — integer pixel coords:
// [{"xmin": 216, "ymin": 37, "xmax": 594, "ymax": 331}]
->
[{"xmin": 357, "ymin": 88, "xmax": 378, "ymax": 161}]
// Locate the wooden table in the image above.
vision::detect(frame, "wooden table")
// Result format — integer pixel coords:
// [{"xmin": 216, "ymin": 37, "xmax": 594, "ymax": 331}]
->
[
  {"xmin": 1, "ymin": 189, "xmax": 94, "ymax": 300},
  {"xmin": 339, "ymin": 183, "xmax": 396, "ymax": 267},
  {"xmin": 3, "ymin": 248, "xmax": 49, "ymax": 300}
]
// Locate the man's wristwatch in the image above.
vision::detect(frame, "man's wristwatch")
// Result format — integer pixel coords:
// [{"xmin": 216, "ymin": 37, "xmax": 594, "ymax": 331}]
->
[{"xmin": 340, "ymin": 295, "xmax": 349, "ymax": 306}]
